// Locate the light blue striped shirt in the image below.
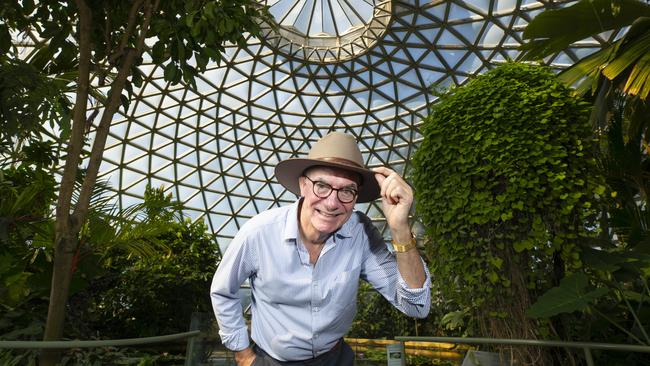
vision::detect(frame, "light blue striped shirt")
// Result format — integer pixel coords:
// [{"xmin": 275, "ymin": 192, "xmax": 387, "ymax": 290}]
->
[{"xmin": 210, "ymin": 199, "xmax": 431, "ymax": 361}]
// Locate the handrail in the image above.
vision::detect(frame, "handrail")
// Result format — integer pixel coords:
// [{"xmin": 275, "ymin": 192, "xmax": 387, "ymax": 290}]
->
[
  {"xmin": 0, "ymin": 330, "xmax": 201, "ymax": 349},
  {"xmin": 395, "ymin": 336, "xmax": 650, "ymax": 366}
]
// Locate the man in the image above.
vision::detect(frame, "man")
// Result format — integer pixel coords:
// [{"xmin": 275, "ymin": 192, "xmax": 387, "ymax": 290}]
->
[{"xmin": 210, "ymin": 132, "xmax": 430, "ymax": 365}]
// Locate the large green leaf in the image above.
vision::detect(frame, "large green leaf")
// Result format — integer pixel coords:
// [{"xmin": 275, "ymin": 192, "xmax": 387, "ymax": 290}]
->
[
  {"xmin": 527, "ymin": 273, "xmax": 608, "ymax": 318},
  {"xmin": 520, "ymin": 0, "xmax": 650, "ymax": 60}
]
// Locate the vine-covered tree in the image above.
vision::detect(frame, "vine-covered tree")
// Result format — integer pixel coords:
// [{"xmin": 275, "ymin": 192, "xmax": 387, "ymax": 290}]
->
[
  {"xmin": 1, "ymin": 1, "xmax": 271, "ymax": 364},
  {"xmin": 412, "ymin": 62, "xmax": 603, "ymax": 364}
]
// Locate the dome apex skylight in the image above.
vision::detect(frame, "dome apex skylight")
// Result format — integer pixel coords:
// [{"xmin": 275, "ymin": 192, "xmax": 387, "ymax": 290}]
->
[{"xmin": 258, "ymin": 0, "xmax": 392, "ymax": 63}]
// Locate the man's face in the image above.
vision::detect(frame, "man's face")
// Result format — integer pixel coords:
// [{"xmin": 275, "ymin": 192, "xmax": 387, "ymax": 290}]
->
[{"xmin": 299, "ymin": 166, "xmax": 359, "ymax": 239}]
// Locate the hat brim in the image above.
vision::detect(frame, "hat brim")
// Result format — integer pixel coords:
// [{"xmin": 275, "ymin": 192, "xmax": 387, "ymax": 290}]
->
[{"xmin": 275, "ymin": 158, "xmax": 380, "ymax": 203}]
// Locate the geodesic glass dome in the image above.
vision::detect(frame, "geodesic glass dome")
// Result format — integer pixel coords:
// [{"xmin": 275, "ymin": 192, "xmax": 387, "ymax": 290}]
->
[{"xmin": 97, "ymin": 0, "xmax": 613, "ymax": 249}]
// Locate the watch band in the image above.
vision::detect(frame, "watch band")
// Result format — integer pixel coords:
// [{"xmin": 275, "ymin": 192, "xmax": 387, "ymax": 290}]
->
[{"xmin": 392, "ymin": 235, "xmax": 417, "ymax": 253}]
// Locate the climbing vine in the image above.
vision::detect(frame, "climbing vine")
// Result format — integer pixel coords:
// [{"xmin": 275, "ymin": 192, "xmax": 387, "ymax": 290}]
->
[{"xmin": 412, "ymin": 62, "xmax": 604, "ymax": 361}]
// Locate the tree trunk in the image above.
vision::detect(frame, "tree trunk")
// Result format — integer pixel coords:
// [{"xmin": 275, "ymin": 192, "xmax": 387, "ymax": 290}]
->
[
  {"xmin": 40, "ymin": 1, "xmax": 92, "ymax": 365},
  {"xmin": 40, "ymin": 235, "xmax": 77, "ymax": 366},
  {"xmin": 40, "ymin": 1, "xmax": 157, "ymax": 365}
]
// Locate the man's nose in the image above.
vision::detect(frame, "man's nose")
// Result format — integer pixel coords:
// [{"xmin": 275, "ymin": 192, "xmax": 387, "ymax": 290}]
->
[{"xmin": 323, "ymin": 191, "xmax": 340, "ymax": 208}]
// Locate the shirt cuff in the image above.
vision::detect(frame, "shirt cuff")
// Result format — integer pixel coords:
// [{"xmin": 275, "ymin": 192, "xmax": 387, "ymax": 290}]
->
[
  {"xmin": 396, "ymin": 259, "xmax": 431, "ymax": 304},
  {"xmin": 219, "ymin": 326, "xmax": 250, "ymax": 352}
]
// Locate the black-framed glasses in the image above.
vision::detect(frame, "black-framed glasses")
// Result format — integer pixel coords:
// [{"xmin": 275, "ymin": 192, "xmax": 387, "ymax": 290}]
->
[{"xmin": 303, "ymin": 176, "xmax": 358, "ymax": 203}]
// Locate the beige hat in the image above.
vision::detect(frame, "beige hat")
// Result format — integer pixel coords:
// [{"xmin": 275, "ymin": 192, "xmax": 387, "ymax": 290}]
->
[{"xmin": 274, "ymin": 132, "xmax": 380, "ymax": 203}]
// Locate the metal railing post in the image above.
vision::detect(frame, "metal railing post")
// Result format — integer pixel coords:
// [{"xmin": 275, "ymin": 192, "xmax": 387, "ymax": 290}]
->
[
  {"xmin": 185, "ymin": 313, "xmax": 203, "ymax": 366},
  {"xmin": 584, "ymin": 347, "xmax": 595, "ymax": 366},
  {"xmin": 184, "ymin": 312, "xmax": 216, "ymax": 366}
]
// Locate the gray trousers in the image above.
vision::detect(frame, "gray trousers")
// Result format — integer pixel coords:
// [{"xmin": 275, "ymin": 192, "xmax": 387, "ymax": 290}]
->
[{"xmin": 252, "ymin": 340, "xmax": 355, "ymax": 366}]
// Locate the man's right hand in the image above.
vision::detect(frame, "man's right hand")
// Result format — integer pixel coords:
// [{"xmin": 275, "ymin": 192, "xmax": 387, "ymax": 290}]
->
[{"xmin": 234, "ymin": 347, "xmax": 257, "ymax": 366}]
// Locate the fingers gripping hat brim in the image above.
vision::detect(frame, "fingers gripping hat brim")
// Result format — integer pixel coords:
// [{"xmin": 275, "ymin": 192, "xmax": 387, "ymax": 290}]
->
[{"xmin": 274, "ymin": 132, "xmax": 380, "ymax": 203}]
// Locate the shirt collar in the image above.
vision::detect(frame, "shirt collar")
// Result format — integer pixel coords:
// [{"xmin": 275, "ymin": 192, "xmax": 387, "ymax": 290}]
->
[
  {"xmin": 282, "ymin": 198, "xmax": 354, "ymax": 244},
  {"xmin": 282, "ymin": 200, "xmax": 301, "ymax": 243}
]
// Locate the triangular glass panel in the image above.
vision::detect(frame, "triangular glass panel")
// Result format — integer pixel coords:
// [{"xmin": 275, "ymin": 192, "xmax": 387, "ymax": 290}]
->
[
  {"xmin": 125, "ymin": 178, "xmax": 149, "ymax": 196},
  {"xmin": 177, "ymin": 184, "xmax": 199, "ymax": 203},
  {"xmin": 423, "ymin": 3, "xmax": 447, "ymax": 22},
  {"xmin": 175, "ymin": 163, "xmax": 195, "ymax": 181},
  {"xmin": 438, "ymin": 49, "xmax": 464, "ymax": 68},
  {"xmin": 479, "ymin": 23, "xmax": 505, "ymax": 46},
  {"xmin": 496, "ymin": 0, "xmax": 518, "ymax": 13},
  {"xmin": 457, "ymin": 54, "xmax": 485, "ymax": 74}
]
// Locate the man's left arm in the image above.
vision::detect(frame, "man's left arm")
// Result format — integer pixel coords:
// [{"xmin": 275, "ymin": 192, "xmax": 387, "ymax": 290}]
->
[{"xmin": 373, "ymin": 167, "xmax": 427, "ymax": 288}]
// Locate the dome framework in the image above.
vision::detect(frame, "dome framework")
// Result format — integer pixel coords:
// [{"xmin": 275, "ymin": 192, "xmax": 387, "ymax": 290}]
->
[{"xmin": 93, "ymin": 0, "xmax": 614, "ymax": 249}]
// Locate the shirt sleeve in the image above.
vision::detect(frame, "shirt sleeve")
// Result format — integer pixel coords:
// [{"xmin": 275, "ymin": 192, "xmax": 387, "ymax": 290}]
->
[
  {"xmin": 210, "ymin": 231, "xmax": 258, "ymax": 351},
  {"xmin": 358, "ymin": 214, "xmax": 431, "ymax": 319}
]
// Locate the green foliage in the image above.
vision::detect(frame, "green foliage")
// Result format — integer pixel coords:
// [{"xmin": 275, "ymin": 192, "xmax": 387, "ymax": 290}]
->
[
  {"xmin": 88, "ymin": 219, "xmax": 220, "ymax": 338},
  {"xmin": 0, "ymin": 167, "xmax": 56, "ymax": 245},
  {"xmin": 58, "ymin": 347, "xmax": 185, "ymax": 366},
  {"xmin": 0, "ymin": 165, "xmax": 56, "ymax": 310},
  {"xmin": 72, "ymin": 188, "xmax": 222, "ymax": 338},
  {"xmin": 526, "ymin": 93, "xmax": 650, "ymax": 352},
  {"xmin": 519, "ymin": 1, "xmax": 650, "ymax": 359},
  {"xmin": 0, "ymin": 179, "xmax": 219, "ymax": 360},
  {"xmin": 350, "ymin": 268, "xmax": 456, "ymax": 339},
  {"xmin": 355, "ymin": 347, "xmax": 454, "ymax": 366},
  {"xmin": 601, "ymin": 98, "xmax": 650, "ymax": 252},
  {"xmin": 412, "ymin": 62, "xmax": 601, "ymax": 336},
  {"xmin": 0, "ymin": 165, "xmax": 52, "ymax": 366},
  {"xmin": 0, "ymin": 346, "xmax": 185, "ymax": 366},
  {"xmin": 2, "ymin": 0, "xmax": 272, "ymax": 92},
  {"xmin": 149, "ymin": 0, "xmax": 272, "ymax": 87},
  {"xmin": 538, "ymin": 247, "xmax": 650, "ymax": 345},
  {"xmin": 0, "ymin": 57, "xmax": 72, "ymax": 151}
]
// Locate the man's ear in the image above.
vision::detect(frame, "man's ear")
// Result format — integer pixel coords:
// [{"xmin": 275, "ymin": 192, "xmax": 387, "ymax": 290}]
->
[{"xmin": 298, "ymin": 176, "xmax": 308, "ymax": 196}]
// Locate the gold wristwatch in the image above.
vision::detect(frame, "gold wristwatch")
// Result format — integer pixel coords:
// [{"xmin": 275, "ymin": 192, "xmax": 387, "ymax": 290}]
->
[{"xmin": 392, "ymin": 234, "xmax": 417, "ymax": 253}]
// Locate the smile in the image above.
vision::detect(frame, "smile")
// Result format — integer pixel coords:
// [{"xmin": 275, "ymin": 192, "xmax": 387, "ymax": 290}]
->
[{"xmin": 315, "ymin": 209, "xmax": 340, "ymax": 218}]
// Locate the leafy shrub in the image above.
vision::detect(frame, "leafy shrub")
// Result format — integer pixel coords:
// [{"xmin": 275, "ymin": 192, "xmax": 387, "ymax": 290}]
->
[{"xmin": 75, "ymin": 189, "xmax": 222, "ymax": 339}]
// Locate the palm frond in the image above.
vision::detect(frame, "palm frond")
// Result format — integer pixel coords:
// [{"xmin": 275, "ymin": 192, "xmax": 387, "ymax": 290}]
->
[
  {"xmin": 624, "ymin": 51, "xmax": 650, "ymax": 98},
  {"xmin": 559, "ymin": 46, "xmax": 613, "ymax": 94},
  {"xmin": 81, "ymin": 185, "xmax": 184, "ymax": 259},
  {"xmin": 602, "ymin": 30, "xmax": 650, "ymax": 80},
  {"xmin": 520, "ymin": 0, "xmax": 650, "ymax": 60}
]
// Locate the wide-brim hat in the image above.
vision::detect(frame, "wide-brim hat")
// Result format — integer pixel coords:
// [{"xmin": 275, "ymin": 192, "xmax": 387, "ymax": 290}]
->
[{"xmin": 274, "ymin": 132, "xmax": 380, "ymax": 203}]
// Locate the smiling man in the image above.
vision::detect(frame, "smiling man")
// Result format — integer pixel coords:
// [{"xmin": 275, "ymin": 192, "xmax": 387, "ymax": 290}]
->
[{"xmin": 210, "ymin": 132, "xmax": 431, "ymax": 366}]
